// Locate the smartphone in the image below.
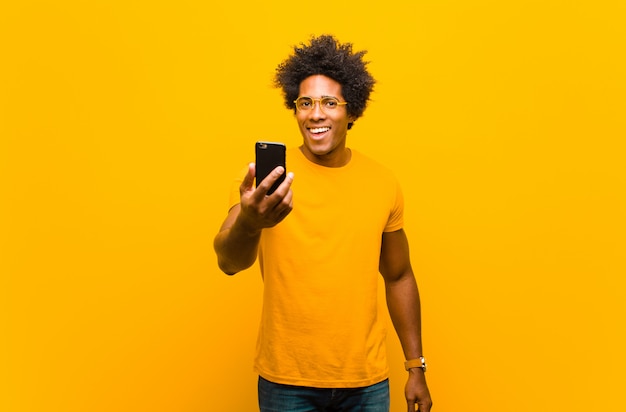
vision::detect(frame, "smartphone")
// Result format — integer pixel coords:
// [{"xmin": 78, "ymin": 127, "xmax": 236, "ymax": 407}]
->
[{"xmin": 255, "ymin": 141, "xmax": 286, "ymax": 195}]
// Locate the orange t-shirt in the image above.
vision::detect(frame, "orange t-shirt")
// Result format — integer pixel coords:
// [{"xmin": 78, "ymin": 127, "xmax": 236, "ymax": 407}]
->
[{"xmin": 229, "ymin": 147, "xmax": 404, "ymax": 388}]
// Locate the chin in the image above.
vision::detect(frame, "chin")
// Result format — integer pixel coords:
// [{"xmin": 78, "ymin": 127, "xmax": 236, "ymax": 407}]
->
[{"xmin": 307, "ymin": 144, "xmax": 333, "ymax": 156}]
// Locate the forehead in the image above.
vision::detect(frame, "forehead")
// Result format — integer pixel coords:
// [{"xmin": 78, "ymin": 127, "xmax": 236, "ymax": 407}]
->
[{"xmin": 299, "ymin": 75, "xmax": 343, "ymax": 98}]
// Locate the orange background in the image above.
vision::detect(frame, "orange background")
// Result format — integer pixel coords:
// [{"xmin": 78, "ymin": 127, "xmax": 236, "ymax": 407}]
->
[{"xmin": 2, "ymin": 1, "xmax": 625, "ymax": 411}]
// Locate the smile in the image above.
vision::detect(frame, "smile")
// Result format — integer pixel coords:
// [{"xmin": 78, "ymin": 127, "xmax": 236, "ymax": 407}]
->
[{"xmin": 309, "ymin": 127, "xmax": 330, "ymax": 134}]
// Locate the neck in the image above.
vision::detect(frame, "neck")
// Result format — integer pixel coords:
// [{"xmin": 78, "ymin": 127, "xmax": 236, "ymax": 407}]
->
[{"xmin": 299, "ymin": 146, "xmax": 352, "ymax": 168}]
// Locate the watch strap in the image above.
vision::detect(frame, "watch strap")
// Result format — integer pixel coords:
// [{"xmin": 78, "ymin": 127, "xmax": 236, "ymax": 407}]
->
[{"xmin": 404, "ymin": 356, "xmax": 426, "ymax": 372}]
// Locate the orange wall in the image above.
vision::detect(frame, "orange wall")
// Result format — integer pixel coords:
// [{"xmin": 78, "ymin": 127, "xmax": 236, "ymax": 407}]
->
[{"xmin": 2, "ymin": 1, "xmax": 625, "ymax": 411}]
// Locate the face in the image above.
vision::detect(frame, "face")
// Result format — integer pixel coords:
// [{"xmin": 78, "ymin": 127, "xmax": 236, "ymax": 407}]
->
[{"xmin": 296, "ymin": 75, "xmax": 355, "ymax": 167}]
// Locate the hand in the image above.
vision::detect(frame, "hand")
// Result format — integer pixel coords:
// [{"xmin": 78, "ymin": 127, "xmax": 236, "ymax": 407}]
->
[
  {"xmin": 238, "ymin": 163, "xmax": 294, "ymax": 231},
  {"xmin": 405, "ymin": 369, "xmax": 432, "ymax": 412}
]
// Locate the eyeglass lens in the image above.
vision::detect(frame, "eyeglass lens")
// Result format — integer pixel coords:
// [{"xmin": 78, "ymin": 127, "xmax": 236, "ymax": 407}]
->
[{"xmin": 296, "ymin": 97, "xmax": 342, "ymax": 111}]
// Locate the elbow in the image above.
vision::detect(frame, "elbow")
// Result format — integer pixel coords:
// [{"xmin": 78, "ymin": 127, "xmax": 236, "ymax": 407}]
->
[
  {"xmin": 214, "ymin": 237, "xmax": 238, "ymax": 275},
  {"xmin": 213, "ymin": 234, "xmax": 257, "ymax": 275},
  {"xmin": 216, "ymin": 257, "xmax": 241, "ymax": 276},
  {"xmin": 216, "ymin": 254, "xmax": 256, "ymax": 276}
]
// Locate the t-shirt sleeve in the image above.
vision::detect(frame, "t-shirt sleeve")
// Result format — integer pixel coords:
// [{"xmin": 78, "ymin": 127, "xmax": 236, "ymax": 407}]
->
[{"xmin": 384, "ymin": 177, "xmax": 404, "ymax": 232}]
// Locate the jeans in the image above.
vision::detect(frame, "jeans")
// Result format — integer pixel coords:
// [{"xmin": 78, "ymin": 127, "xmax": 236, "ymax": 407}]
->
[{"xmin": 258, "ymin": 376, "xmax": 390, "ymax": 412}]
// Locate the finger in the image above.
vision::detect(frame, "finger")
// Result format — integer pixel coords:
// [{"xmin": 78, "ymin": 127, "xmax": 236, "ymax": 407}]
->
[
  {"xmin": 417, "ymin": 400, "xmax": 431, "ymax": 412},
  {"xmin": 256, "ymin": 166, "xmax": 287, "ymax": 198},
  {"xmin": 274, "ymin": 203, "xmax": 293, "ymax": 223},
  {"xmin": 270, "ymin": 171, "xmax": 294, "ymax": 199},
  {"xmin": 283, "ymin": 183, "xmax": 294, "ymax": 208},
  {"xmin": 274, "ymin": 187, "xmax": 294, "ymax": 218}
]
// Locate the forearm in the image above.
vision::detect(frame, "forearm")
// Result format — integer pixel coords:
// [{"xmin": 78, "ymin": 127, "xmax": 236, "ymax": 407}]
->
[
  {"xmin": 213, "ymin": 216, "xmax": 262, "ymax": 275},
  {"xmin": 380, "ymin": 230, "xmax": 432, "ymax": 409},
  {"xmin": 385, "ymin": 273, "xmax": 424, "ymax": 360}
]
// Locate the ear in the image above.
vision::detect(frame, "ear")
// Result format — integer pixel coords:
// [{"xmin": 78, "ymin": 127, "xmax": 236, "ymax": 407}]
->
[{"xmin": 347, "ymin": 115, "xmax": 357, "ymax": 130}]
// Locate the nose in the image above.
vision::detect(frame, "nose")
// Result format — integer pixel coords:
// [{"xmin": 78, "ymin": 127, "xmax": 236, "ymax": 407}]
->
[{"xmin": 309, "ymin": 100, "xmax": 326, "ymax": 120}]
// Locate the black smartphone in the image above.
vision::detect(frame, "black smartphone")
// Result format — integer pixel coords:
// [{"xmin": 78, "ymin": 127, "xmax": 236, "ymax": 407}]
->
[{"xmin": 255, "ymin": 141, "xmax": 286, "ymax": 195}]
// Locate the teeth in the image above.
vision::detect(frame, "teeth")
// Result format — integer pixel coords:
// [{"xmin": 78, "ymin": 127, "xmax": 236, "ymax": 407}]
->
[{"xmin": 310, "ymin": 127, "xmax": 330, "ymax": 133}]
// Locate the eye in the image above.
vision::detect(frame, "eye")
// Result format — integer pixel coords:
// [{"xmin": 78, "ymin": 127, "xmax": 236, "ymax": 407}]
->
[
  {"xmin": 322, "ymin": 98, "xmax": 339, "ymax": 108},
  {"xmin": 297, "ymin": 97, "xmax": 313, "ymax": 109}
]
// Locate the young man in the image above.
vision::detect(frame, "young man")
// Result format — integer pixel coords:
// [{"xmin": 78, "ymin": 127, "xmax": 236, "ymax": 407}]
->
[{"xmin": 214, "ymin": 35, "xmax": 432, "ymax": 412}]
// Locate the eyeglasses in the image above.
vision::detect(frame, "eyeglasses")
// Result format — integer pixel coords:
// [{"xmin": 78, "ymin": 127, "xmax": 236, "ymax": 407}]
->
[{"xmin": 293, "ymin": 96, "xmax": 348, "ymax": 113}]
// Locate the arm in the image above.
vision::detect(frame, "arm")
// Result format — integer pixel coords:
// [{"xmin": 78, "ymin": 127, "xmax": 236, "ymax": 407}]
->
[
  {"xmin": 213, "ymin": 163, "xmax": 294, "ymax": 275},
  {"xmin": 380, "ymin": 229, "xmax": 432, "ymax": 412}
]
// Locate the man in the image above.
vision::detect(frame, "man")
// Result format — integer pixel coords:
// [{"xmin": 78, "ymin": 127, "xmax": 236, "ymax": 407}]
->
[{"xmin": 214, "ymin": 35, "xmax": 432, "ymax": 412}]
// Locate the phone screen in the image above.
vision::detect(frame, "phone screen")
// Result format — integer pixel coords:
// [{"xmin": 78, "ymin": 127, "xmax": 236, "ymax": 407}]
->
[{"xmin": 255, "ymin": 141, "xmax": 286, "ymax": 195}]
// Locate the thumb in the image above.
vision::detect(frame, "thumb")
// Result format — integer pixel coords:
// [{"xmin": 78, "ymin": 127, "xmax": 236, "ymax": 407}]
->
[{"xmin": 240, "ymin": 163, "xmax": 256, "ymax": 193}]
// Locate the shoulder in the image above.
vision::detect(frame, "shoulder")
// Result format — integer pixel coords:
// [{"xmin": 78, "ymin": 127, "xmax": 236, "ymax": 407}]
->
[{"xmin": 351, "ymin": 150, "xmax": 398, "ymax": 181}]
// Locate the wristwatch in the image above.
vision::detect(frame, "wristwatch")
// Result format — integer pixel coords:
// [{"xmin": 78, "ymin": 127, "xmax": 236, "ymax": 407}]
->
[{"xmin": 404, "ymin": 356, "xmax": 427, "ymax": 372}]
